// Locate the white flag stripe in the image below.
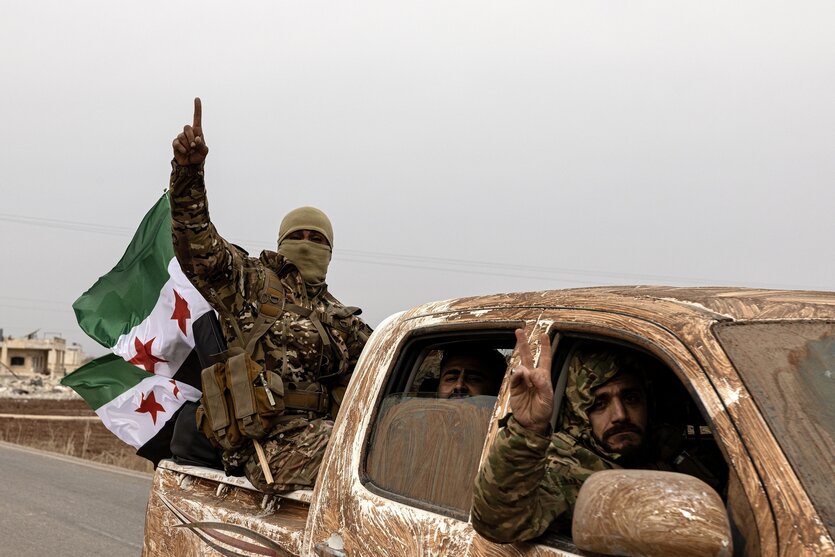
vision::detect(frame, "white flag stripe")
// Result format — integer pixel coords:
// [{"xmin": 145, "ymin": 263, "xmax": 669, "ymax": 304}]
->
[
  {"xmin": 112, "ymin": 258, "xmax": 214, "ymax": 377},
  {"xmin": 96, "ymin": 376, "xmax": 201, "ymax": 449}
]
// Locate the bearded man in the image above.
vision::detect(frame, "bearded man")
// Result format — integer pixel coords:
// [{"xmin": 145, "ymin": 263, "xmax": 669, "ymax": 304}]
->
[
  {"xmin": 437, "ymin": 346, "xmax": 506, "ymax": 399},
  {"xmin": 472, "ymin": 330, "xmax": 713, "ymax": 542}
]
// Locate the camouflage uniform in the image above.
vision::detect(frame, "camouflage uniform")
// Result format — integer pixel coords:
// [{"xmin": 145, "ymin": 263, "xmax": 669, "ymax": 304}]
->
[
  {"xmin": 169, "ymin": 161, "xmax": 372, "ymax": 491},
  {"xmin": 472, "ymin": 345, "xmax": 684, "ymax": 542}
]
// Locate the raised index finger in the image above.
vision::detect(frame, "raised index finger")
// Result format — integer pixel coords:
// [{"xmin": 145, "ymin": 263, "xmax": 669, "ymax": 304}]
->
[{"xmin": 193, "ymin": 97, "xmax": 202, "ymax": 129}]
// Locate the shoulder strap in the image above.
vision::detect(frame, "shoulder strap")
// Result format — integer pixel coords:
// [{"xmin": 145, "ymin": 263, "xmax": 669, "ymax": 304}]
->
[
  {"xmin": 323, "ymin": 291, "xmax": 363, "ymax": 320},
  {"xmin": 243, "ymin": 267, "xmax": 286, "ymax": 355},
  {"xmin": 283, "ymin": 301, "xmax": 333, "ymax": 353},
  {"xmin": 283, "ymin": 293, "xmax": 361, "ymax": 334}
]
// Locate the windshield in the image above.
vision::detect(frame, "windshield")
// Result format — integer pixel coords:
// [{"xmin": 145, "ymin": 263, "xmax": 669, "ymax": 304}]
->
[{"xmin": 715, "ymin": 321, "xmax": 835, "ymax": 538}]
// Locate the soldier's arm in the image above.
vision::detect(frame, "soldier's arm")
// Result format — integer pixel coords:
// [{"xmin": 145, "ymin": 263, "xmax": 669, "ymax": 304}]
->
[
  {"xmin": 345, "ymin": 316, "xmax": 373, "ymax": 367},
  {"xmin": 169, "ymin": 98, "xmax": 247, "ymax": 311},
  {"xmin": 471, "ymin": 415, "xmax": 570, "ymax": 542},
  {"xmin": 328, "ymin": 316, "xmax": 372, "ymax": 417}
]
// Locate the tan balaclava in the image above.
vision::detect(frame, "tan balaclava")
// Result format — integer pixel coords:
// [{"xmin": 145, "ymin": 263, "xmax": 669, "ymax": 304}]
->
[{"xmin": 277, "ymin": 206, "xmax": 333, "ymax": 287}]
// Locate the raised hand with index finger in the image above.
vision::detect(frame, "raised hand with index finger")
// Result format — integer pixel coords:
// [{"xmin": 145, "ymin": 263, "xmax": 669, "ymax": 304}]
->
[
  {"xmin": 173, "ymin": 97, "xmax": 209, "ymax": 166},
  {"xmin": 508, "ymin": 328, "xmax": 555, "ymax": 435}
]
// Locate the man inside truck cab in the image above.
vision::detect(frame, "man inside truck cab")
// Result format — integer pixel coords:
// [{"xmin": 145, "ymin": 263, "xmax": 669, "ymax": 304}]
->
[
  {"xmin": 437, "ymin": 346, "xmax": 507, "ymax": 399},
  {"xmin": 472, "ymin": 330, "xmax": 720, "ymax": 542}
]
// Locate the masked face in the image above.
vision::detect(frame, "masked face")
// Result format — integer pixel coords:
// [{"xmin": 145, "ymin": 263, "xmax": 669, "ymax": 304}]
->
[
  {"xmin": 283, "ymin": 229, "xmax": 330, "ymax": 246},
  {"xmin": 277, "ymin": 237, "xmax": 331, "ymax": 286}
]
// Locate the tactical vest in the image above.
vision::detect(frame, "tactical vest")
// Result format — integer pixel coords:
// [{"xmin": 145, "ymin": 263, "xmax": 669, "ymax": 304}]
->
[{"xmin": 196, "ymin": 265, "xmax": 365, "ymax": 450}]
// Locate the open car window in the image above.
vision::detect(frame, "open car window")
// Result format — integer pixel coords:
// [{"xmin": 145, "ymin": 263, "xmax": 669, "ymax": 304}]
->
[
  {"xmin": 363, "ymin": 330, "xmax": 515, "ymax": 520},
  {"xmin": 537, "ymin": 333, "xmax": 730, "ymax": 548}
]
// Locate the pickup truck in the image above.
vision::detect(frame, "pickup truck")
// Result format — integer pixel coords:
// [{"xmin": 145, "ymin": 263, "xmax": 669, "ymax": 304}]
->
[{"xmin": 142, "ymin": 286, "xmax": 835, "ymax": 557}]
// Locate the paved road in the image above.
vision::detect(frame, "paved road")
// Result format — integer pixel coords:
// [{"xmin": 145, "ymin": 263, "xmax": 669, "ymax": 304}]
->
[{"xmin": 0, "ymin": 441, "xmax": 152, "ymax": 556}]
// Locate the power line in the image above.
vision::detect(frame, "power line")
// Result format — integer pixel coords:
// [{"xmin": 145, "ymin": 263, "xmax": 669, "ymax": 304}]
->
[
  {"xmin": 332, "ymin": 256, "xmax": 595, "ymax": 285},
  {"xmin": 232, "ymin": 236, "xmax": 735, "ymax": 286},
  {"xmin": 0, "ymin": 214, "xmax": 134, "ymax": 237},
  {"xmin": 0, "ymin": 303, "xmax": 75, "ymax": 313},
  {"xmin": 2, "ymin": 212, "xmax": 656, "ymax": 284},
  {"xmin": 335, "ymin": 249, "xmax": 700, "ymax": 284},
  {"xmin": 0, "ymin": 296, "xmax": 71, "ymax": 305},
  {"xmin": 0, "ymin": 211, "xmax": 814, "ymax": 290},
  {"xmin": 0, "ymin": 297, "xmax": 77, "ymax": 315}
]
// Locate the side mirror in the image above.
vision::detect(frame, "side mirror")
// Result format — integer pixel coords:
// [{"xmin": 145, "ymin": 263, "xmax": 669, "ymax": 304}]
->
[{"xmin": 572, "ymin": 469, "xmax": 732, "ymax": 557}]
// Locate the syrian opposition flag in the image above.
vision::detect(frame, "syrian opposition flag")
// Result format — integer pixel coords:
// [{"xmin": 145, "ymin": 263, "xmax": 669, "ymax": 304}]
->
[{"xmin": 62, "ymin": 193, "xmax": 224, "ymax": 465}]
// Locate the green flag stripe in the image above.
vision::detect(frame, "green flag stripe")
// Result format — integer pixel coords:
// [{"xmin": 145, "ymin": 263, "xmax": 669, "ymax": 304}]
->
[
  {"xmin": 60, "ymin": 353, "xmax": 150, "ymax": 410},
  {"xmin": 72, "ymin": 194, "xmax": 175, "ymax": 347}
]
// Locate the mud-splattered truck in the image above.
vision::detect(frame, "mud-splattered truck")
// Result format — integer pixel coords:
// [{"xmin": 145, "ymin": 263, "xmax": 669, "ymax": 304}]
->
[{"xmin": 143, "ymin": 287, "xmax": 835, "ymax": 557}]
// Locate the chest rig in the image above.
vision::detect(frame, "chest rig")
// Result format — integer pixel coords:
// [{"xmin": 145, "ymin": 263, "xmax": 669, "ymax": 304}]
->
[{"xmin": 232, "ymin": 263, "xmax": 362, "ymax": 413}]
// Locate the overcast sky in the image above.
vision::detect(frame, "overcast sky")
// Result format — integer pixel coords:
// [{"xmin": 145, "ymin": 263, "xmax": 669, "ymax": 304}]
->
[{"xmin": 1, "ymin": 1, "xmax": 833, "ymax": 357}]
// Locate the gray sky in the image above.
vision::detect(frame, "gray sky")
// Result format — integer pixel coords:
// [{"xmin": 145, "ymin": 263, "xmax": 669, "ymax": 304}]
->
[{"xmin": 1, "ymin": 1, "xmax": 833, "ymax": 357}]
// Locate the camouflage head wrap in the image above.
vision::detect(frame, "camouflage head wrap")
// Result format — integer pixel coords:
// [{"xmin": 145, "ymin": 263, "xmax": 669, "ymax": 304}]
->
[
  {"xmin": 277, "ymin": 206, "xmax": 334, "ymax": 248},
  {"xmin": 559, "ymin": 342, "xmax": 648, "ymax": 461}
]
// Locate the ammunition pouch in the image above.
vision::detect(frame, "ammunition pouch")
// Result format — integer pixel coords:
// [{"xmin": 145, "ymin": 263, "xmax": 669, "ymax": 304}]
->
[
  {"xmin": 196, "ymin": 348, "xmax": 286, "ymax": 451},
  {"xmin": 196, "ymin": 264, "xmax": 360, "ymax": 450}
]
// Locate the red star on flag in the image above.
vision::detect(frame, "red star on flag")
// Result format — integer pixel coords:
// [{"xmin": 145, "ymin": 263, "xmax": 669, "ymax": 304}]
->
[
  {"xmin": 169, "ymin": 380, "xmax": 180, "ymax": 399},
  {"xmin": 171, "ymin": 289, "xmax": 191, "ymax": 335},
  {"xmin": 129, "ymin": 337, "xmax": 168, "ymax": 373},
  {"xmin": 135, "ymin": 391, "xmax": 166, "ymax": 425}
]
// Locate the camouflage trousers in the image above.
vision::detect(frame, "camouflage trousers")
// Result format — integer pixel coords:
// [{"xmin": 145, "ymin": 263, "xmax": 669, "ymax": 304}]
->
[{"xmin": 241, "ymin": 417, "xmax": 334, "ymax": 494}]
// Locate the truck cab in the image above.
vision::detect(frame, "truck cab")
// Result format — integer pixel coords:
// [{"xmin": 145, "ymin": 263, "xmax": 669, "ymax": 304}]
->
[{"xmin": 143, "ymin": 286, "xmax": 835, "ymax": 557}]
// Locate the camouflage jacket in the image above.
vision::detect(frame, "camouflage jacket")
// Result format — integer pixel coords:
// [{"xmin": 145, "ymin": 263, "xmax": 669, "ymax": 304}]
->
[
  {"xmin": 471, "ymin": 415, "xmax": 615, "ymax": 543},
  {"xmin": 169, "ymin": 161, "xmax": 372, "ymax": 418},
  {"xmin": 472, "ymin": 344, "xmax": 680, "ymax": 543}
]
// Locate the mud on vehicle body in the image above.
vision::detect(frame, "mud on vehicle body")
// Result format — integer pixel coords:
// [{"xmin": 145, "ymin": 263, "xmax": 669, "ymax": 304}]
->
[{"xmin": 143, "ymin": 286, "xmax": 835, "ymax": 557}]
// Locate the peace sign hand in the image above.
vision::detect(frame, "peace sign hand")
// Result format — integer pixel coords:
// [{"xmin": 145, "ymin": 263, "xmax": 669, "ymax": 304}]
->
[
  {"xmin": 508, "ymin": 329, "xmax": 554, "ymax": 435},
  {"xmin": 173, "ymin": 97, "xmax": 209, "ymax": 166}
]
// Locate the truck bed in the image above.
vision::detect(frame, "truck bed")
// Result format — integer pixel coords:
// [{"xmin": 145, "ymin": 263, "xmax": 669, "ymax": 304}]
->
[{"xmin": 143, "ymin": 460, "xmax": 312, "ymax": 556}]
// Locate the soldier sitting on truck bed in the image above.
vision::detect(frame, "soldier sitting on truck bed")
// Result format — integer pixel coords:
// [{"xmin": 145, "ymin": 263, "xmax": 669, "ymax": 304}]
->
[
  {"xmin": 169, "ymin": 97, "xmax": 372, "ymax": 494},
  {"xmin": 472, "ymin": 330, "xmax": 723, "ymax": 542}
]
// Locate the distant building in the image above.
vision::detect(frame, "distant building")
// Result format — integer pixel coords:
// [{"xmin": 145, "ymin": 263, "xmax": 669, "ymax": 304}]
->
[{"xmin": 0, "ymin": 330, "xmax": 90, "ymax": 377}]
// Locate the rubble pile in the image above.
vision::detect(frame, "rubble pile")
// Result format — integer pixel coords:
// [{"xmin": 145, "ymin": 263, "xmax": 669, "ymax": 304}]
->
[{"xmin": 0, "ymin": 373, "xmax": 79, "ymax": 399}]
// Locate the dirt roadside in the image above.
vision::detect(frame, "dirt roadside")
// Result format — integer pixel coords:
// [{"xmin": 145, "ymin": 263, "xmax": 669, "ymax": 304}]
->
[{"xmin": 0, "ymin": 375, "xmax": 154, "ymax": 473}]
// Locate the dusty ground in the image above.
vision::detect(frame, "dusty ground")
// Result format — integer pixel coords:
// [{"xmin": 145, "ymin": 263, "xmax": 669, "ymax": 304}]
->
[{"xmin": 0, "ymin": 375, "xmax": 154, "ymax": 473}]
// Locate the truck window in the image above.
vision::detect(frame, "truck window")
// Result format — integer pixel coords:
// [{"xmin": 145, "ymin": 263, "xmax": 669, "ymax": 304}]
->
[
  {"xmin": 363, "ymin": 331, "xmax": 515, "ymax": 520},
  {"xmin": 715, "ymin": 320, "xmax": 835, "ymax": 544},
  {"xmin": 538, "ymin": 335, "xmax": 730, "ymax": 548}
]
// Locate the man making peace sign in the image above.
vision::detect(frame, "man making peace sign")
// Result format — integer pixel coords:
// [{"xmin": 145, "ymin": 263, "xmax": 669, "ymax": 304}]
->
[{"xmin": 471, "ymin": 330, "xmax": 711, "ymax": 541}]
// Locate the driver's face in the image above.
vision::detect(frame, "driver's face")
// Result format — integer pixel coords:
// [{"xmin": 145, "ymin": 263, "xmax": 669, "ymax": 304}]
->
[{"xmin": 438, "ymin": 355, "xmax": 498, "ymax": 398}]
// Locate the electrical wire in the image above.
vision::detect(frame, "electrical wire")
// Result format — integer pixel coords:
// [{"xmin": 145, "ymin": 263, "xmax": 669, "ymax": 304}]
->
[{"xmin": 0, "ymin": 212, "xmax": 812, "ymax": 290}]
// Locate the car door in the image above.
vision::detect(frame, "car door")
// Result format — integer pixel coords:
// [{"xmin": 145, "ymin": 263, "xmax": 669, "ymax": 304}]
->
[
  {"xmin": 467, "ymin": 307, "xmax": 759, "ymax": 556},
  {"xmin": 303, "ymin": 307, "xmax": 581, "ymax": 557}
]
